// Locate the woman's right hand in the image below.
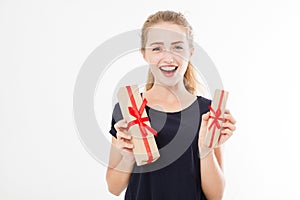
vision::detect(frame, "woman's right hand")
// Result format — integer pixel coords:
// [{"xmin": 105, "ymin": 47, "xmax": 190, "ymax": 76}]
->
[{"xmin": 114, "ymin": 119, "xmax": 135, "ymax": 163}]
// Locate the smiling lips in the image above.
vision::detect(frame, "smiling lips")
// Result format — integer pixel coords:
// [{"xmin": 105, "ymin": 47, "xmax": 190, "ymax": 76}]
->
[{"xmin": 159, "ymin": 65, "xmax": 178, "ymax": 77}]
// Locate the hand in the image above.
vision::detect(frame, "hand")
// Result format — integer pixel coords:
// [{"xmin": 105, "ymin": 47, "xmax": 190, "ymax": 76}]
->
[
  {"xmin": 114, "ymin": 119, "xmax": 135, "ymax": 163},
  {"xmin": 216, "ymin": 109, "xmax": 236, "ymax": 147},
  {"xmin": 198, "ymin": 109, "xmax": 236, "ymax": 158}
]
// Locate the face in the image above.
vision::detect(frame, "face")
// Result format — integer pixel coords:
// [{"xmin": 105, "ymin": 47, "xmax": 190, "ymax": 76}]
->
[{"xmin": 142, "ymin": 22, "xmax": 194, "ymax": 88}]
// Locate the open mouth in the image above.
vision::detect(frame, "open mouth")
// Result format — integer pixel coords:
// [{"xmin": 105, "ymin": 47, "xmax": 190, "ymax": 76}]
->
[{"xmin": 159, "ymin": 66, "xmax": 178, "ymax": 73}]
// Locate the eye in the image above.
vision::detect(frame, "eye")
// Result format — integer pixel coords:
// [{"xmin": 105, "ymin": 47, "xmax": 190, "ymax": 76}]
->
[
  {"xmin": 174, "ymin": 45, "xmax": 183, "ymax": 51},
  {"xmin": 152, "ymin": 46, "xmax": 162, "ymax": 52}
]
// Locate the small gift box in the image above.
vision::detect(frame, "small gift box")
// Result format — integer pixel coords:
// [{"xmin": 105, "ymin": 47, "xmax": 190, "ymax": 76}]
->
[
  {"xmin": 204, "ymin": 89, "xmax": 229, "ymax": 148},
  {"xmin": 117, "ymin": 85, "xmax": 160, "ymax": 166}
]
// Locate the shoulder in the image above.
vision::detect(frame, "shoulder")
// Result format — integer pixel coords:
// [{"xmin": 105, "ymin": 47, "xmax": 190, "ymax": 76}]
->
[
  {"xmin": 111, "ymin": 102, "xmax": 123, "ymax": 122},
  {"xmin": 197, "ymin": 95, "xmax": 211, "ymax": 105},
  {"xmin": 109, "ymin": 103, "xmax": 123, "ymax": 138},
  {"xmin": 196, "ymin": 96, "xmax": 211, "ymax": 114}
]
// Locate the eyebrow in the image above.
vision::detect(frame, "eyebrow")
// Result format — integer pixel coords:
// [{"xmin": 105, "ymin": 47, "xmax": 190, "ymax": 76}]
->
[{"xmin": 149, "ymin": 41, "xmax": 184, "ymax": 46}]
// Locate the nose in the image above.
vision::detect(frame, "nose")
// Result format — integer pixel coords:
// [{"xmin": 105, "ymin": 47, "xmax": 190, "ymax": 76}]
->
[{"xmin": 163, "ymin": 50, "xmax": 174, "ymax": 63}]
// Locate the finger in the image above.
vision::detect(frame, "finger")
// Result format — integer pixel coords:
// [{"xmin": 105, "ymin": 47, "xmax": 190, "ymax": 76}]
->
[
  {"xmin": 119, "ymin": 140, "xmax": 134, "ymax": 149},
  {"xmin": 201, "ymin": 111, "xmax": 210, "ymax": 122},
  {"xmin": 223, "ymin": 113, "xmax": 236, "ymax": 124},
  {"xmin": 220, "ymin": 128, "xmax": 233, "ymax": 136},
  {"xmin": 224, "ymin": 109, "xmax": 231, "ymax": 114},
  {"xmin": 217, "ymin": 134, "xmax": 230, "ymax": 146},
  {"xmin": 121, "ymin": 148, "xmax": 134, "ymax": 154},
  {"xmin": 116, "ymin": 130, "xmax": 132, "ymax": 140},
  {"xmin": 222, "ymin": 122, "xmax": 236, "ymax": 132},
  {"xmin": 114, "ymin": 119, "xmax": 128, "ymax": 131},
  {"xmin": 116, "ymin": 139, "xmax": 131, "ymax": 149},
  {"xmin": 115, "ymin": 119, "xmax": 128, "ymax": 130}
]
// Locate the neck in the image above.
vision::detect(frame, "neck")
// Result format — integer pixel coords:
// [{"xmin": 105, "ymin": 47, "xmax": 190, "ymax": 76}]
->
[
  {"xmin": 150, "ymin": 81, "xmax": 191, "ymax": 99},
  {"xmin": 143, "ymin": 81, "xmax": 196, "ymax": 112}
]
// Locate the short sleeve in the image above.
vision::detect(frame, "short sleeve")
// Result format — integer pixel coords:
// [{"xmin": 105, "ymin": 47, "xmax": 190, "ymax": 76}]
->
[
  {"xmin": 196, "ymin": 96, "xmax": 212, "ymax": 159},
  {"xmin": 198, "ymin": 96, "xmax": 212, "ymax": 115},
  {"xmin": 109, "ymin": 103, "xmax": 123, "ymax": 138}
]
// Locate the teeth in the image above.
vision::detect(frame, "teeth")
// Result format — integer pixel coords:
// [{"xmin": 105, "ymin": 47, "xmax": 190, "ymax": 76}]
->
[{"xmin": 160, "ymin": 66, "xmax": 176, "ymax": 71}]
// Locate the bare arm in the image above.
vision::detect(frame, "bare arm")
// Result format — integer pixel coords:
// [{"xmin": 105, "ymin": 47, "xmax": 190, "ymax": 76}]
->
[
  {"xmin": 201, "ymin": 147, "xmax": 225, "ymax": 200},
  {"xmin": 106, "ymin": 120, "xmax": 135, "ymax": 196},
  {"xmin": 199, "ymin": 110, "xmax": 236, "ymax": 200}
]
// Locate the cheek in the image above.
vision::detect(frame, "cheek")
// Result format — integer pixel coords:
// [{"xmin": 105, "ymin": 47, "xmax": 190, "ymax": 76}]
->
[
  {"xmin": 149, "ymin": 65, "xmax": 160, "ymax": 79},
  {"xmin": 146, "ymin": 54, "xmax": 162, "ymax": 65},
  {"xmin": 177, "ymin": 55, "xmax": 189, "ymax": 74},
  {"xmin": 178, "ymin": 64, "xmax": 188, "ymax": 76},
  {"xmin": 176, "ymin": 51, "xmax": 190, "ymax": 62}
]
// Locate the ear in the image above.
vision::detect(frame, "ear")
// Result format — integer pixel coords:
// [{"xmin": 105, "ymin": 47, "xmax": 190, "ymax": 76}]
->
[
  {"xmin": 190, "ymin": 47, "xmax": 194, "ymax": 57},
  {"xmin": 141, "ymin": 49, "xmax": 147, "ymax": 61}
]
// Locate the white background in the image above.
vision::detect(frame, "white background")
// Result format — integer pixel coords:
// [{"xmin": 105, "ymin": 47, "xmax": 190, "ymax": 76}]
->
[{"xmin": 1, "ymin": 0, "xmax": 300, "ymax": 199}]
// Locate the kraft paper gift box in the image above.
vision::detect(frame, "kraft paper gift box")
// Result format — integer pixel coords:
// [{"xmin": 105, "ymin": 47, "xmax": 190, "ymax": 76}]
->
[
  {"xmin": 204, "ymin": 89, "xmax": 229, "ymax": 148},
  {"xmin": 117, "ymin": 85, "xmax": 160, "ymax": 166}
]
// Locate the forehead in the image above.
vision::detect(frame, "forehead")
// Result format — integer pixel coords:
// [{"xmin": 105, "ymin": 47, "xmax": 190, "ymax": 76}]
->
[{"xmin": 146, "ymin": 23, "xmax": 188, "ymax": 44}]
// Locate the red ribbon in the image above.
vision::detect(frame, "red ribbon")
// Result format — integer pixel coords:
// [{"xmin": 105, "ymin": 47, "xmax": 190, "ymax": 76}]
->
[
  {"xmin": 126, "ymin": 86, "xmax": 157, "ymax": 164},
  {"xmin": 208, "ymin": 90, "xmax": 225, "ymax": 148}
]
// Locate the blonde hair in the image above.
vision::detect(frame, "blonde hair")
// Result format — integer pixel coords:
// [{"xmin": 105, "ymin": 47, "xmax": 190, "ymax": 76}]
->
[{"xmin": 141, "ymin": 10, "xmax": 200, "ymax": 94}]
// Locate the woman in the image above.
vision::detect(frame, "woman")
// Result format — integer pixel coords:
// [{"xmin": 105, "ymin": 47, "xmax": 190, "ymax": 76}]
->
[{"xmin": 106, "ymin": 10, "xmax": 236, "ymax": 200}]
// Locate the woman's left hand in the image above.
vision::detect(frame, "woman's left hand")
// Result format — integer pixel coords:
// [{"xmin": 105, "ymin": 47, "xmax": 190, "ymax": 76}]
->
[
  {"xmin": 216, "ymin": 109, "xmax": 236, "ymax": 147},
  {"xmin": 199, "ymin": 109, "xmax": 236, "ymax": 150}
]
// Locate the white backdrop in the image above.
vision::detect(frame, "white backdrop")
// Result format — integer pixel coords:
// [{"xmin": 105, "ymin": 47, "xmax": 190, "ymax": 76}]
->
[{"xmin": 1, "ymin": 0, "xmax": 300, "ymax": 199}]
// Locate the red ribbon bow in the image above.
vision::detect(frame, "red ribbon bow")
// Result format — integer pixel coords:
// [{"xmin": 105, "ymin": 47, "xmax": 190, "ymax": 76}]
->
[
  {"xmin": 126, "ymin": 86, "xmax": 157, "ymax": 164},
  {"xmin": 207, "ymin": 90, "xmax": 225, "ymax": 148}
]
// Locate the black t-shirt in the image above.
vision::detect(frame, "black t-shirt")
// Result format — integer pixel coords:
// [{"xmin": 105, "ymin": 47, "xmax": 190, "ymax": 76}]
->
[{"xmin": 109, "ymin": 96, "xmax": 211, "ymax": 200}]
